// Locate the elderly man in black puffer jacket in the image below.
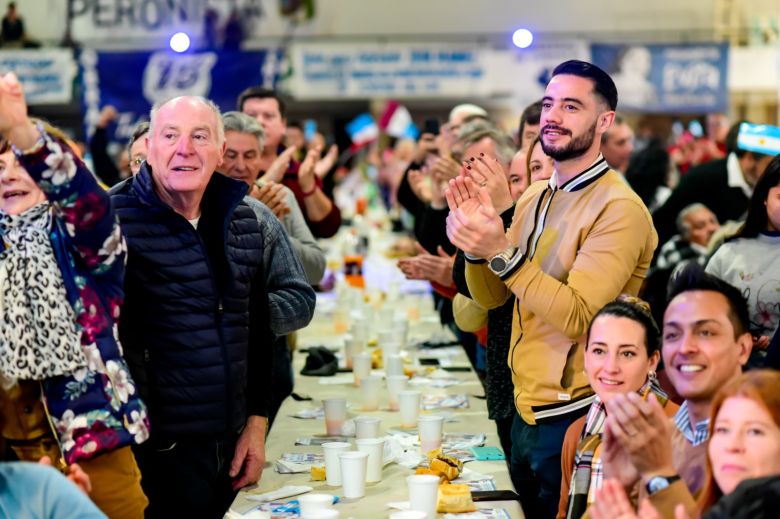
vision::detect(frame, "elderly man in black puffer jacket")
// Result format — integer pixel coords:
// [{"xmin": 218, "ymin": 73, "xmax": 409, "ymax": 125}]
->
[{"xmin": 110, "ymin": 96, "xmax": 315, "ymax": 519}]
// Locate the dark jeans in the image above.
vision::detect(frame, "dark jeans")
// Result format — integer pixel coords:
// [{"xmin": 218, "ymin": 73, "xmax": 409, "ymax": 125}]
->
[
  {"xmin": 495, "ymin": 415, "xmax": 514, "ymax": 471},
  {"xmin": 510, "ymin": 413, "xmax": 579, "ymax": 519},
  {"xmin": 268, "ymin": 337, "xmax": 294, "ymax": 429},
  {"xmin": 133, "ymin": 435, "xmax": 238, "ymax": 519}
]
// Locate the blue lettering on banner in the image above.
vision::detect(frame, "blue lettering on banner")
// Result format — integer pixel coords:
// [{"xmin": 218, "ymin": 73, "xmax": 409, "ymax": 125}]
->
[
  {"xmin": 81, "ymin": 49, "xmax": 273, "ymax": 142},
  {"xmin": 71, "ymin": 0, "xmax": 263, "ymax": 36},
  {"xmin": 0, "ymin": 51, "xmax": 75, "ymax": 104},
  {"xmin": 294, "ymin": 45, "xmax": 489, "ymax": 98}
]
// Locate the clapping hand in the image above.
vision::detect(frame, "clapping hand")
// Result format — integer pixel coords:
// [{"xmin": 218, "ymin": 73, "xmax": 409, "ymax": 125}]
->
[
  {"xmin": 397, "ymin": 243, "xmax": 455, "ymax": 287},
  {"xmin": 604, "ymin": 393, "xmax": 675, "ymax": 479},
  {"xmin": 314, "ymin": 144, "xmax": 338, "ymax": 178},
  {"xmin": 251, "ymin": 182, "xmax": 289, "ymax": 219},
  {"xmin": 445, "ymin": 176, "xmax": 508, "ymax": 260},
  {"xmin": 298, "ymin": 145, "xmax": 320, "ymax": 194},
  {"xmin": 463, "ymin": 153, "xmax": 513, "ymax": 213},
  {"xmin": 261, "ymin": 146, "xmax": 297, "ymax": 184}
]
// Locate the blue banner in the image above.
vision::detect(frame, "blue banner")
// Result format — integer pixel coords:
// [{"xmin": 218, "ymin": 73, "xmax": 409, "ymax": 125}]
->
[
  {"xmin": 590, "ymin": 43, "xmax": 729, "ymax": 113},
  {"xmin": 80, "ymin": 49, "xmax": 278, "ymax": 143},
  {"xmin": 0, "ymin": 49, "xmax": 76, "ymax": 105}
]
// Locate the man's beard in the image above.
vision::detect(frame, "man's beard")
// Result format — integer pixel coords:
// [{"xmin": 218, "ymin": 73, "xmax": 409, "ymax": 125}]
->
[{"xmin": 541, "ymin": 121, "xmax": 597, "ymax": 162}]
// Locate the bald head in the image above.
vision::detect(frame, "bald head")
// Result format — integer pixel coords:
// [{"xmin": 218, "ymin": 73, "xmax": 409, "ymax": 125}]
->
[{"xmin": 150, "ymin": 96, "xmax": 225, "ymax": 146}]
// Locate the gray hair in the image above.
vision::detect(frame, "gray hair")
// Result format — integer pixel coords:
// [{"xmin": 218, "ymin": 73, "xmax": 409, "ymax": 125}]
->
[
  {"xmin": 149, "ymin": 96, "xmax": 225, "ymax": 145},
  {"xmin": 222, "ymin": 111, "xmax": 265, "ymax": 151},
  {"xmin": 456, "ymin": 121, "xmax": 515, "ymax": 166},
  {"xmin": 676, "ymin": 203, "xmax": 709, "ymax": 237},
  {"xmin": 601, "ymin": 114, "xmax": 625, "ymax": 145}
]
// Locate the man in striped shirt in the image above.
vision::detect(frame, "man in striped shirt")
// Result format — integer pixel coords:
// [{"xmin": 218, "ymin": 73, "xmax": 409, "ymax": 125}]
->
[{"xmin": 603, "ymin": 265, "xmax": 752, "ymax": 515}]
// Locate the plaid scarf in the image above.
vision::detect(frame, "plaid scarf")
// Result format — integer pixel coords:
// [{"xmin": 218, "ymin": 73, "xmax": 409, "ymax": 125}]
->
[
  {"xmin": 565, "ymin": 377, "xmax": 668, "ymax": 519},
  {"xmin": 0, "ymin": 202, "xmax": 86, "ymax": 384}
]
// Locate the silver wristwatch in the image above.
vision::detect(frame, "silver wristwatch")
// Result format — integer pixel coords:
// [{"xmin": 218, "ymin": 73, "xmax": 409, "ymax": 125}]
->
[{"xmin": 488, "ymin": 247, "xmax": 518, "ymax": 275}]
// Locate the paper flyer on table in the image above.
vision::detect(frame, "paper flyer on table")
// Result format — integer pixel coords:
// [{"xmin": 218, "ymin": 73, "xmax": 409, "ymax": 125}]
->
[
  {"xmin": 421, "ymin": 393, "xmax": 469, "ymax": 410},
  {"xmin": 274, "ymin": 453, "xmax": 324, "ymax": 474}
]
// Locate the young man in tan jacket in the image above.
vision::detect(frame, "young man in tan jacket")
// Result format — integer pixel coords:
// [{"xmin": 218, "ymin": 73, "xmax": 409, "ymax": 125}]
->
[{"xmin": 446, "ymin": 60, "xmax": 657, "ymax": 518}]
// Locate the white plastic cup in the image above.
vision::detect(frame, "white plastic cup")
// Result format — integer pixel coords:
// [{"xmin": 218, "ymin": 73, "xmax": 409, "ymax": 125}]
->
[
  {"xmin": 407, "ymin": 474, "xmax": 440, "ymax": 518},
  {"xmin": 344, "ymin": 334, "xmax": 364, "ymax": 368},
  {"xmin": 339, "ymin": 451, "xmax": 369, "ymax": 499},
  {"xmin": 298, "ymin": 493, "xmax": 334, "ymax": 515},
  {"xmin": 301, "ymin": 509, "xmax": 339, "ymax": 519},
  {"xmin": 377, "ymin": 329, "xmax": 395, "ymax": 346},
  {"xmin": 356, "ymin": 437, "xmax": 385, "ymax": 483},
  {"xmin": 360, "ymin": 375, "xmax": 382, "ymax": 411},
  {"xmin": 323, "ymin": 398, "xmax": 347, "ymax": 436},
  {"xmin": 382, "ymin": 342, "xmax": 401, "ymax": 371},
  {"xmin": 354, "ymin": 416, "xmax": 381, "ymax": 439},
  {"xmin": 352, "ymin": 353, "xmax": 372, "ymax": 386},
  {"xmin": 398, "ymin": 390, "xmax": 421, "ymax": 428},
  {"xmin": 389, "ymin": 512, "xmax": 427, "ymax": 519},
  {"xmin": 417, "ymin": 415, "xmax": 444, "ymax": 453},
  {"xmin": 393, "ymin": 318, "xmax": 409, "ymax": 347},
  {"xmin": 385, "ymin": 354, "xmax": 404, "ymax": 377},
  {"xmin": 386, "ymin": 375, "xmax": 408, "ymax": 411},
  {"xmin": 350, "ymin": 322, "xmax": 369, "ymax": 343},
  {"xmin": 321, "ymin": 441, "xmax": 351, "ymax": 487}
]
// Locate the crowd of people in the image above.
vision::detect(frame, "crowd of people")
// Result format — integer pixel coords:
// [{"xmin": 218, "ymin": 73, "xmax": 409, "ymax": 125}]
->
[{"xmin": 0, "ymin": 50, "xmax": 779, "ymax": 519}]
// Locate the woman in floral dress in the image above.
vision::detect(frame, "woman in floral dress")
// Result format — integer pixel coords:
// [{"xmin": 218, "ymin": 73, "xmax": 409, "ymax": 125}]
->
[{"xmin": 0, "ymin": 73, "xmax": 149, "ymax": 518}]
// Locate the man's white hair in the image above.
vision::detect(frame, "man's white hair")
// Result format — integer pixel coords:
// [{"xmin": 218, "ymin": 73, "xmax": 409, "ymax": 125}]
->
[
  {"xmin": 676, "ymin": 203, "xmax": 711, "ymax": 238},
  {"xmin": 448, "ymin": 103, "xmax": 488, "ymax": 124},
  {"xmin": 149, "ymin": 96, "xmax": 225, "ymax": 145}
]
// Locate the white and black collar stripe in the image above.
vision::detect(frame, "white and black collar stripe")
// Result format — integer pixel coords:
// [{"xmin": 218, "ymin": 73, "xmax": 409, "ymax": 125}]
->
[{"xmin": 549, "ymin": 155, "xmax": 611, "ymax": 193}]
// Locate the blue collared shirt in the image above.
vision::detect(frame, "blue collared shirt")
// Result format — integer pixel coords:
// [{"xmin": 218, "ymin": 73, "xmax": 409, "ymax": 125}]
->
[{"xmin": 674, "ymin": 401, "xmax": 711, "ymax": 446}]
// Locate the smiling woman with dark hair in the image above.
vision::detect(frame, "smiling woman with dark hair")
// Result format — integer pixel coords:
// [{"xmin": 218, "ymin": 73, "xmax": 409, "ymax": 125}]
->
[
  {"xmin": 706, "ymin": 155, "xmax": 780, "ymax": 367},
  {"xmin": 558, "ymin": 296, "xmax": 678, "ymax": 519}
]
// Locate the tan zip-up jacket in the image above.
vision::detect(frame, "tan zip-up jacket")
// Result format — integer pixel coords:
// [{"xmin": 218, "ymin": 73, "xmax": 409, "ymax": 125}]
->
[{"xmin": 466, "ymin": 158, "xmax": 657, "ymax": 424}]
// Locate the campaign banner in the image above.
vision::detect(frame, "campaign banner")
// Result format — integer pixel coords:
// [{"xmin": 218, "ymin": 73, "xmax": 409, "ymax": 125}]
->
[
  {"xmin": 590, "ymin": 43, "xmax": 729, "ymax": 113},
  {"xmin": 288, "ymin": 42, "xmax": 501, "ymax": 99},
  {"xmin": 69, "ymin": 0, "xmax": 264, "ymax": 41},
  {"xmin": 79, "ymin": 48, "xmax": 276, "ymax": 142},
  {"xmin": 0, "ymin": 49, "xmax": 77, "ymax": 105}
]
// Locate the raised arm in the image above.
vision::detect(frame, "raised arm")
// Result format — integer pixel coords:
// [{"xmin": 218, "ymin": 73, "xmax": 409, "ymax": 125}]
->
[{"xmin": 0, "ymin": 73, "xmax": 124, "ymax": 278}]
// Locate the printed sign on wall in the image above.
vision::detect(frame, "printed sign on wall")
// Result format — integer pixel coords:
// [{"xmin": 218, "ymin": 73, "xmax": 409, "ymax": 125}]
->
[
  {"xmin": 289, "ymin": 43, "xmax": 501, "ymax": 99},
  {"xmin": 0, "ymin": 50, "xmax": 76, "ymax": 105},
  {"xmin": 590, "ymin": 43, "xmax": 729, "ymax": 113},
  {"xmin": 80, "ymin": 48, "xmax": 276, "ymax": 142}
]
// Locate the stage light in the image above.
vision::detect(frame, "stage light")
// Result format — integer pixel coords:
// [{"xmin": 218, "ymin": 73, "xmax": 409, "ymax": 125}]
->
[
  {"xmin": 512, "ymin": 28, "xmax": 534, "ymax": 49},
  {"xmin": 169, "ymin": 32, "xmax": 191, "ymax": 53}
]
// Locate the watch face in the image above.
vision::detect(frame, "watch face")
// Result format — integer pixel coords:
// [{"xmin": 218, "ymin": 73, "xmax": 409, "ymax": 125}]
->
[
  {"xmin": 647, "ymin": 476, "xmax": 670, "ymax": 494},
  {"xmin": 490, "ymin": 256, "xmax": 508, "ymax": 272}
]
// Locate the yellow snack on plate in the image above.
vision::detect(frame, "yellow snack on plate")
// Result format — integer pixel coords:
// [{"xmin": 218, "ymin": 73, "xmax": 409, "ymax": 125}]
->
[
  {"xmin": 310, "ymin": 465, "xmax": 326, "ymax": 481},
  {"xmin": 371, "ymin": 348, "xmax": 383, "ymax": 369},
  {"xmin": 430, "ymin": 458, "xmax": 459, "ymax": 481},
  {"xmin": 437, "ymin": 483, "xmax": 476, "ymax": 513}
]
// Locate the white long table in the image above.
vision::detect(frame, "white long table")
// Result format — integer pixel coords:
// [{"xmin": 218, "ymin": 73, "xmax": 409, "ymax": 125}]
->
[{"xmin": 230, "ymin": 230, "xmax": 524, "ymax": 518}]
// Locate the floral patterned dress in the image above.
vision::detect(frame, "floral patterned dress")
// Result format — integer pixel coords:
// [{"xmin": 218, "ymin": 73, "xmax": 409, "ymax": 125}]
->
[{"xmin": 1, "ymin": 130, "xmax": 149, "ymax": 464}]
